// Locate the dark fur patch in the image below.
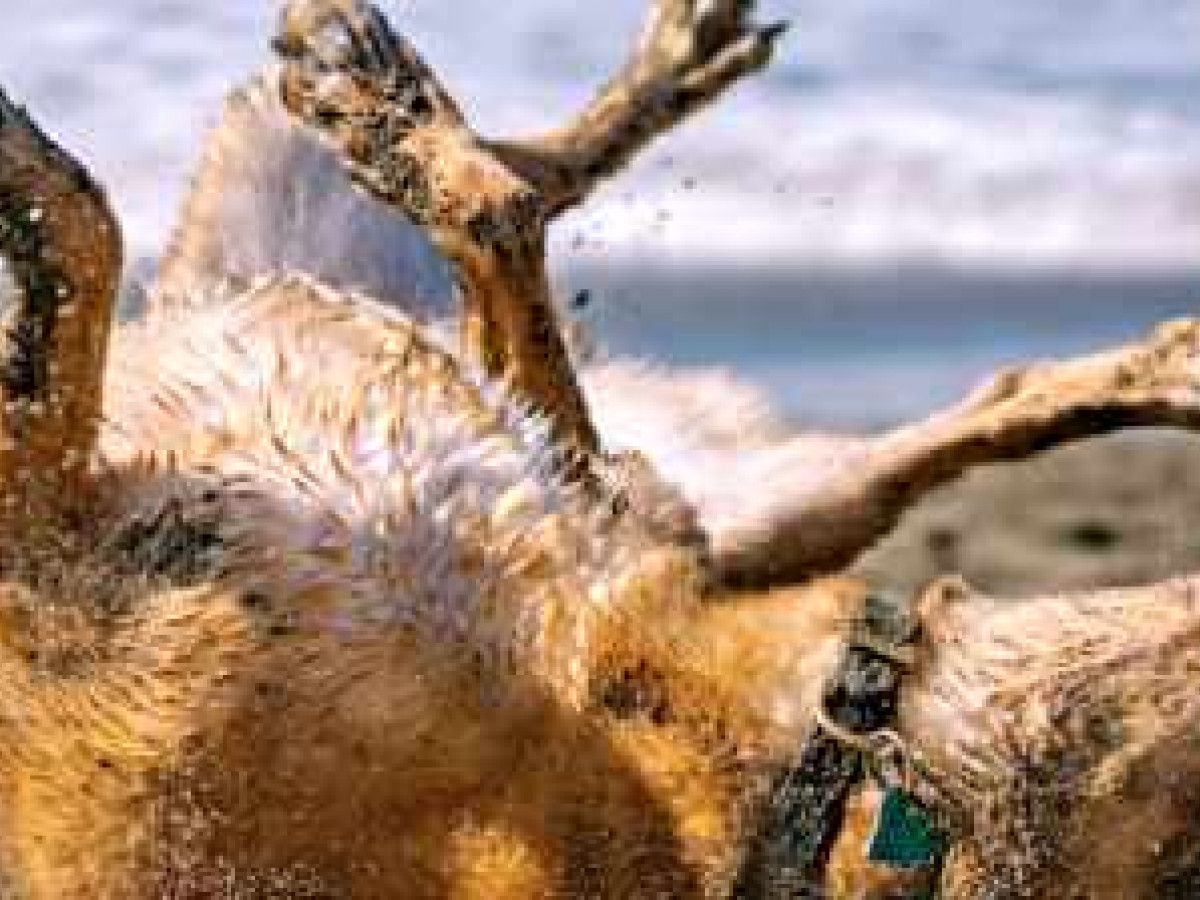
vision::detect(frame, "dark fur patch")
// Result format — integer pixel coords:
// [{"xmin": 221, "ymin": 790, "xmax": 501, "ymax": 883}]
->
[
  {"xmin": 0, "ymin": 98, "xmax": 102, "ymax": 404},
  {"xmin": 0, "ymin": 186, "xmax": 67, "ymax": 402},
  {"xmin": 598, "ymin": 660, "xmax": 673, "ymax": 725},
  {"xmin": 109, "ymin": 497, "xmax": 225, "ymax": 587}
]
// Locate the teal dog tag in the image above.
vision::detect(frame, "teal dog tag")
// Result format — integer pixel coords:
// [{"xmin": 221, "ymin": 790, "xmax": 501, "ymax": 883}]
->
[{"xmin": 867, "ymin": 787, "xmax": 942, "ymax": 869}]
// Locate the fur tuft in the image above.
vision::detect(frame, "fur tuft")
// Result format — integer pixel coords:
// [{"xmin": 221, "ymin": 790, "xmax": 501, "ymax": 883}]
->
[{"xmin": 155, "ymin": 72, "xmax": 454, "ymax": 317}]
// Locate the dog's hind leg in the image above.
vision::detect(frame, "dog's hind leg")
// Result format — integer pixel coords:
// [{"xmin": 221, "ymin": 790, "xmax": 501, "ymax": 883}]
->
[
  {"xmin": 269, "ymin": 0, "xmax": 784, "ymax": 461},
  {"xmin": 0, "ymin": 88, "xmax": 122, "ymax": 511},
  {"xmin": 487, "ymin": 0, "xmax": 787, "ymax": 216},
  {"xmin": 271, "ymin": 0, "xmax": 600, "ymax": 456}
]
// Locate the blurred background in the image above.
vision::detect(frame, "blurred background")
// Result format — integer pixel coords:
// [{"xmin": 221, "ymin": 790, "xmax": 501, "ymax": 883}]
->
[{"xmin": 1, "ymin": 0, "xmax": 1198, "ymax": 591}]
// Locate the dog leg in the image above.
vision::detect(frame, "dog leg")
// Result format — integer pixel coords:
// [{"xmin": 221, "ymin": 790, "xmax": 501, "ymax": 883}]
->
[{"xmin": 0, "ymin": 88, "xmax": 121, "ymax": 511}]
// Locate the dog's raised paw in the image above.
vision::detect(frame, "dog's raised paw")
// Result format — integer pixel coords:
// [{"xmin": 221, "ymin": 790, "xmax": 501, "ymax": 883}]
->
[
  {"xmin": 275, "ymin": 0, "xmax": 399, "ymax": 76},
  {"xmin": 274, "ymin": 0, "xmax": 455, "ymax": 143}
]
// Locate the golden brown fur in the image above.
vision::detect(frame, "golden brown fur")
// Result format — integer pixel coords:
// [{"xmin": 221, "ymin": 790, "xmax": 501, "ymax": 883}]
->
[
  {"xmin": 0, "ymin": 3, "xmax": 839, "ymax": 892},
  {"xmin": 2, "ymin": 1, "xmax": 1200, "ymax": 897},
  {"xmin": 0, "ymin": 212, "xmax": 865, "ymax": 894}
]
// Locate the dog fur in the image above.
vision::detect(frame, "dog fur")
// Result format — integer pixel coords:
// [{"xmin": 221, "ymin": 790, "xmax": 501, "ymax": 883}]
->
[{"xmin": 0, "ymin": 1, "xmax": 1199, "ymax": 897}]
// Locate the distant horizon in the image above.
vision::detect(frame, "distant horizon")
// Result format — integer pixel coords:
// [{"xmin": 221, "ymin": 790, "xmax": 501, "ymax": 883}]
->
[{"xmin": 560, "ymin": 264, "xmax": 1200, "ymax": 427}]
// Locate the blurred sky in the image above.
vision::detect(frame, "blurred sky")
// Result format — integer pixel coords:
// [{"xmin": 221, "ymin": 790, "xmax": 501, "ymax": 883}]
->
[
  {"xmin": 0, "ymin": 0, "xmax": 1196, "ymax": 272},
  {"xmin": 0, "ymin": 1, "xmax": 1197, "ymax": 424}
]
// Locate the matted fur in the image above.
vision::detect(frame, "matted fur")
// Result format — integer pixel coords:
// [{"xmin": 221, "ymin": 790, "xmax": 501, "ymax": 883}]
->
[
  {"xmin": 902, "ymin": 576, "xmax": 1200, "ymax": 897},
  {"xmin": 0, "ymin": 264, "xmax": 863, "ymax": 895},
  {"xmin": 3, "ymin": 1, "xmax": 1200, "ymax": 896}
]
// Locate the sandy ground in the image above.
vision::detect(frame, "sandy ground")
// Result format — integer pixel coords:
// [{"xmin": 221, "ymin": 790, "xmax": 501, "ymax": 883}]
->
[{"xmin": 855, "ymin": 428, "xmax": 1200, "ymax": 599}]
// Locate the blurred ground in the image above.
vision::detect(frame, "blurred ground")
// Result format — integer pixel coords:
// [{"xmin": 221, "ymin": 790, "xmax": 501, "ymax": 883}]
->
[{"xmin": 856, "ymin": 429, "xmax": 1200, "ymax": 597}]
